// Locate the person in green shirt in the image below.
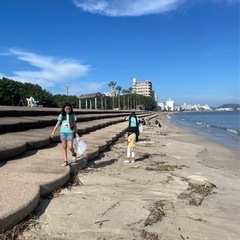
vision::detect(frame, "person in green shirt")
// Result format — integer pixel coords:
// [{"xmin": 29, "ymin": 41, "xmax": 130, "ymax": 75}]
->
[
  {"xmin": 125, "ymin": 111, "xmax": 140, "ymax": 141},
  {"xmin": 51, "ymin": 102, "xmax": 79, "ymax": 166}
]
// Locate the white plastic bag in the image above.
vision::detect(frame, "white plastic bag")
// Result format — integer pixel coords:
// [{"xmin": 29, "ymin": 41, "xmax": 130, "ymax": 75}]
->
[
  {"xmin": 139, "ymin": 124, "xmax": 143, "ymax": 134},
  {"xmin": 75, "ymin": 138, "xmax": 87, "ymax": 155}
]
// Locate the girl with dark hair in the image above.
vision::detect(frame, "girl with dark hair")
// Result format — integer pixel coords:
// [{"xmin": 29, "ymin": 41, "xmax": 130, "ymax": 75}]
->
[{"xmin": 51, "ymin": 102, "xmax": 79, "ymax": 166}]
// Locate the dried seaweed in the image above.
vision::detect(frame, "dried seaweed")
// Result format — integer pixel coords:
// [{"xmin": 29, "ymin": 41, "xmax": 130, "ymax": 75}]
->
[
  {"xmin": 52, "ymin": 171, "xmax": 83, "ymax": 197},
  {"xmin": 0, "ymin": 214, "xmax": 39, "ymax": 240},
  {"xmin": 144, "ymin": 201, "xmax": 165, "ymax": 226},
  {"xmin": 140, "ymin": 230, "xmax": 159, "ymax": 240},
  {"xmin": 178, "ymin": 182, "xmax": 217, "ymax": 206},
  {"xmin": 146, "ymin": 164, "xmax": 187, "ymax": 172}
]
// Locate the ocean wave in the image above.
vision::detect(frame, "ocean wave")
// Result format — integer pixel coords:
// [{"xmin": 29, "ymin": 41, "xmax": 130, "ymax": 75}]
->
[
  {"xmin": 227, "ymin": 129, "xmax": 240, "ymax": 135},
  {"xmin": 170, "ymin": 111, "xmax": 240, "ymax": 151}
]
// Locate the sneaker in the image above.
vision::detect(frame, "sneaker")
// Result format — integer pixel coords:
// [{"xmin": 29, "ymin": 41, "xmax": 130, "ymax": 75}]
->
[
  {"xmin": 131, "ymin": 160, "xmax": 135, "ymax": 163},
  {"xmin": 123, "ymin": 160, "xmax": 130, "ymax": 163},
  {"xmin": 72, "ymin": 152, "xmax": 77, "ymax": 161},
  {"xmin": 61, "ymin": 161, "xmax": 68, "ymax": 167}
]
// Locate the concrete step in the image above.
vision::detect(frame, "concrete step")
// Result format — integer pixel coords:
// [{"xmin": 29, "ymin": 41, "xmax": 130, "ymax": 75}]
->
[
  {"xmin": 0, "ymin": 114, "xmax": 155, "ymax": 161},
  {"xmin": 0, "ymin": 111, "xmax": 158, "ymax": 231},
  {"xmin": 0, "ymin": 112, "xmax": 134, "ymax": 133},
  {"xmin": 0, "ymin": 121, "xmax": 129, "ymax": 231}
]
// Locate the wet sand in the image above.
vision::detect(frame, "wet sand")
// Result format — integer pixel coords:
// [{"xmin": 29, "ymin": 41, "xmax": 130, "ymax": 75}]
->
[{"xmin": 21, "ymin": 114, "xmax": 240, "ymax": 240}]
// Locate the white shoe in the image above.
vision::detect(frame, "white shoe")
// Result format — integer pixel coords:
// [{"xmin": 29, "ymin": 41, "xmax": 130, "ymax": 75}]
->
[
  {"xmin": 123, "ymin": 160, "xmax": 130, "ymax": 163},
  {"xmin": 131, "ymin": 160, "xmax": 135, "ymax": 163},
  {"xmin": 72, "ymin": 153, "xmax": 77, "ymax": 161}
]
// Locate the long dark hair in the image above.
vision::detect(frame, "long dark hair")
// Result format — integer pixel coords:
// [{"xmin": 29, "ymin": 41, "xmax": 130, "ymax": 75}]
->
[{"xmin": 61, "ymin": 102, "xmax": 74, "ymax": 119}]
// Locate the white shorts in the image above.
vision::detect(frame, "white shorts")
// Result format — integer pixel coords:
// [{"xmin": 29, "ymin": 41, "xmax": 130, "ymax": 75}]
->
[{"xmin": 127, "ymin": 147, "xmax": 135, "ymax": 158}]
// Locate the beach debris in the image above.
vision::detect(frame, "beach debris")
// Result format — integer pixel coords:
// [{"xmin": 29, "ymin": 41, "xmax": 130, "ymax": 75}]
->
[
  {"xmin": 178, "ymin": 182, "xmax": 217, "ymax": 206},
  {"xmin": 94, "ymin": 219, "xmax": 110, "ymax": 224},
  {"xmin": 0, "ymin": 214, "xmax": 39, "ymax": 240},
  {"xmin": 94, "ymin": 219, "xmax": 110, "ymax": 228},
  {"xmin": 180, "ymin": 234, "xmax": 189, "ymax": 240},
  {"xmin": 101, "ymin": 201, "xmax": 121, "ymax": 217},
  {"xmin": 160, "ymin": 132, "xmax": 168, "ymax": 136},
  {"xmin": 144, "ymin": 200, "xmax": 165, "ymax": 226},
  {"xmin": 140, "ymin": 230, "xmax": 159, "ymax": 240},
  {"xmin": 52, "ymin": 171, "xmax": 83, "ymax": 197},
  {"xmin": 127, "ymin": 219, "xmax": 143, "ymax": 227},
  {"xmin": 146, "ymin": 162, "xmax": 187, "ymax": 172}
]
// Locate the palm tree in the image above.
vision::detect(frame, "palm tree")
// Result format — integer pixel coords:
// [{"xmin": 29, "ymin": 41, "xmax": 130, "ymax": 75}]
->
[
  {"xmin": 108, "ymin": 81, "xmax": 117, "ymax": 109},
  {"xmin": 122, "ymin": 89, "xmax": 127, "ymax": 109},
  {"xmin": 128, "ymin": 87, "xmax": 133, "ymax": 109},
  {"xmin": 108, "ymin": 81, "xmax": 116, "ymax": 95},
  {"xmin": 115, "ymin": 86, "xmax": 122, "ymax": 109}
]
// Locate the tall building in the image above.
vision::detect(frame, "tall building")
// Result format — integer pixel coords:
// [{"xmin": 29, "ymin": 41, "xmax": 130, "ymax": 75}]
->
[{"xmin": 132, "ymin": 77, "xmax": 153, "ymax": 97}]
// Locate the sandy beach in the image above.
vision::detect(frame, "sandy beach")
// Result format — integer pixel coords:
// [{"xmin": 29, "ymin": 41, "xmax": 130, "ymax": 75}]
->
[{"xmin": 21, "ymin": 113, "xmax": 240, "ymax": 240}]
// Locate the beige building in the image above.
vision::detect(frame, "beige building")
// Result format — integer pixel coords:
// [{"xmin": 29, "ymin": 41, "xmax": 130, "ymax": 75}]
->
[{"xmin": 132, "ymin": 78, "xmax": 153, "ymax": 97}]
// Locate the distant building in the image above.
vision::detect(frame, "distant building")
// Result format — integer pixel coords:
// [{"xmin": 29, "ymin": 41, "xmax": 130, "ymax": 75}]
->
[
  {"xmin": 180, "ymin": 103, "xmax": 212, "ymax": 111},
  {"xmin": 132, "ymin": 77, "xmax": 153, "ymax": 97},
  {"xmin": 181, "ymin": 103, "xmax": 192, "ymax": 111},
  {"xmin": 158, "ymin": 102, "xmax": 165, "ymax": 110},
  {"xmin": 157, "ymin": 98, "xmax": 175, "ymax": 111},
  {"xmin": 165, "ymin": 98, "xmax": 175, "ymax": 111}
]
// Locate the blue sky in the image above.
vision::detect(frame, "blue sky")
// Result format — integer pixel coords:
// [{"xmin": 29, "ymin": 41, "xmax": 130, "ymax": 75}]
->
[{"xmin": 0, "ymin": 0, "xmax": 239, "ymax": 107}]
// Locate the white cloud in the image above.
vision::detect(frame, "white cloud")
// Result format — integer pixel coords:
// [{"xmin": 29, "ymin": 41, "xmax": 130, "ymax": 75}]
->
[
  {"xmin": 73, "ymin": 0, "xmax": 239, "ymax": 16},
  {"xmin": 73, "ymin": 0, "xmax": 186, "ymax": 16},
  {"xmin": 4, "ymin": 49, "xmax": 91, "ymax": 88}
]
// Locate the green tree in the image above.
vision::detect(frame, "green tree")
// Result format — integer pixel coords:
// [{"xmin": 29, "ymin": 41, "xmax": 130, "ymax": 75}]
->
[
  {"xmin": 108, "ymin": 81, "xmax": 117, "ymax": 109},
  {"xmin": 115, "ymin": 86, "xmax": 122, "ymax": 109},
  {"xmin": 122, "ymin": 89, "xmax": 127, "ymax": 109}
]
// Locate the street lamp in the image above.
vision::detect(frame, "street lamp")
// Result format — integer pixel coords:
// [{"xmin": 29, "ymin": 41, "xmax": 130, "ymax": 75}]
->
[{"xmin": 66, "ymin": 84, "xmax": 68, "ymax": 96}]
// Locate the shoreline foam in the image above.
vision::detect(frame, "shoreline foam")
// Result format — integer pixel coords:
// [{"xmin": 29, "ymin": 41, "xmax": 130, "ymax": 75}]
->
[{"xmin": 168, "ymin": 112, "xmax": 240, "ymax": 151}]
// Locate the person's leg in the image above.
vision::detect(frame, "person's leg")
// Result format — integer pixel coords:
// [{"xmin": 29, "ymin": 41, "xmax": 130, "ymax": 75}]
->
[
  {"xmin": 60, "ymin": 133, "xmax": 68, "ymax": 166},
  {"xmin": 124, "ymin": 147, "xmax": 131, "ymax": 163},
  {"xmin": 66, "ymin": 134, "xmax": 76, "ymax": 160},
  {"xmin": 67, "ymin": 141, "xmax": 77, "ymax": 160},
  {"xmin": 130, "ymin": 148, "xmax": 135, "ymax": 163},
  {"xmin": 61, "ymin": 140, "xmax": 68, "ymax": 165}
]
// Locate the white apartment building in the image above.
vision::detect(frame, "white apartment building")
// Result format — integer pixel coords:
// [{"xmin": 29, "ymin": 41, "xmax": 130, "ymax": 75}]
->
[
  {"xmin": 132, "ymin": 78, "xmax": 153, "ymax": 97},
  {"xmin": 165, "ymin": 98, "xmax": 175, "ymax": 111}
]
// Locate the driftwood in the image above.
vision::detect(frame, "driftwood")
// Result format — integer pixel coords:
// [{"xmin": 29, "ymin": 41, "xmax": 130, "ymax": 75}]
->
[
  {"xmin": 180, "ymin": 234, "xmax": 186, "ymax": 240},
  {"xmin": 101, "ymin": 201, "xmax": 121, "ymax": 217},
  {"xmin": 94, "ymin": 219, "xmax": 110, "ymax": 224}
]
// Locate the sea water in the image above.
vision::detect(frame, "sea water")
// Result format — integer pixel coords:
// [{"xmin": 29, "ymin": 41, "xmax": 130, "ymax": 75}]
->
[{"xmin": 168, "ymin": 111, "xmax": 240, "ymax": 151}]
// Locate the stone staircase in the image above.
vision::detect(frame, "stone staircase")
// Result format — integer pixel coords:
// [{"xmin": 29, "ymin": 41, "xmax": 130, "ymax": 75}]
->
[{"xmin": 0, "ymin": 106, "xmax": 158, "ymax": 232}]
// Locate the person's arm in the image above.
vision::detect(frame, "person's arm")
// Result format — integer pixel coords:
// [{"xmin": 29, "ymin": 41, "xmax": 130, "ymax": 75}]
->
[
  {"xmin": 74, "ymin": 121, "xmax": 80, "ymax": 138},
  {"xmin": 51, "ymin": 121, "xmax": 61, "ymax": 138}
]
